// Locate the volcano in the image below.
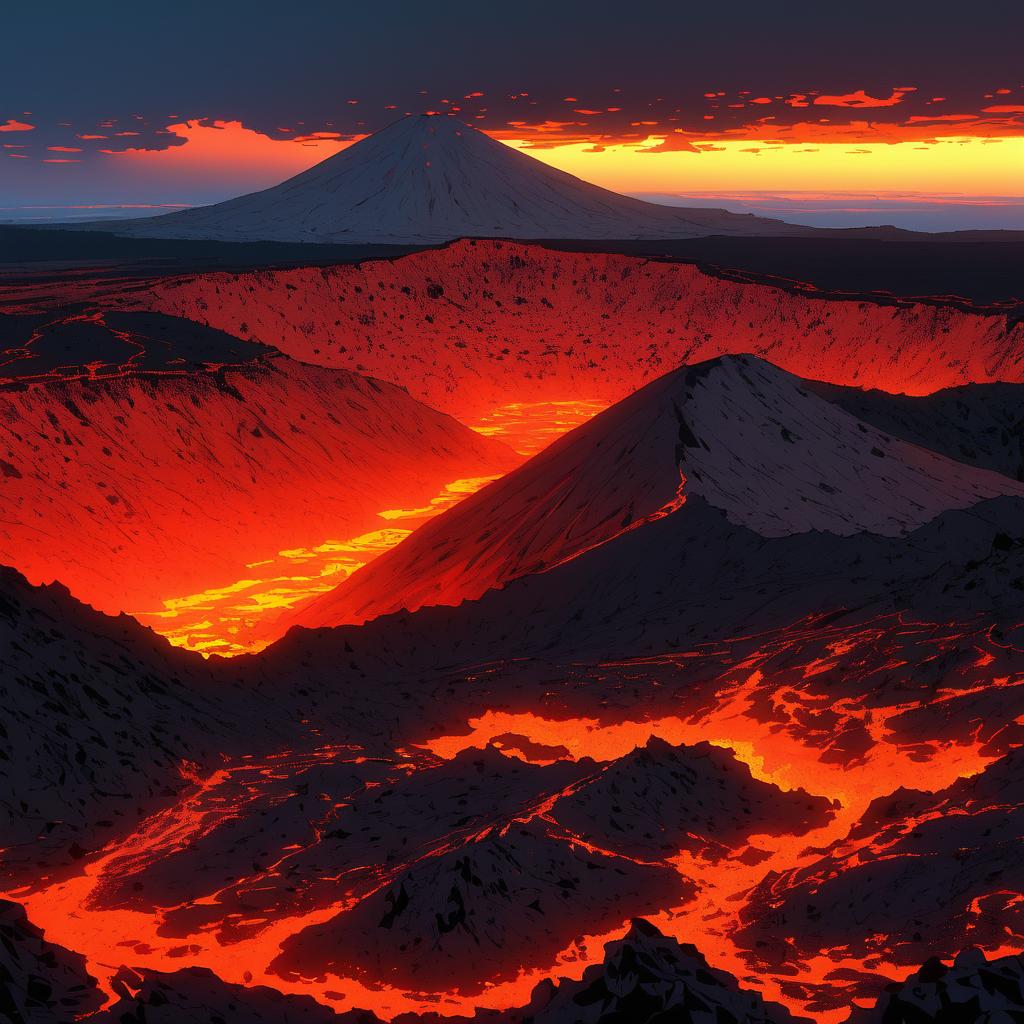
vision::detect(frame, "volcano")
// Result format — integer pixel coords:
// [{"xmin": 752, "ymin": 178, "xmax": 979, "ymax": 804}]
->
[
  {"xmin": 109, "ymin": 115, "xmax": 801, "ymax": 244},
  {"xmin": 272, "ymin": 355, "xmax": 1024, "ymax": 633}
]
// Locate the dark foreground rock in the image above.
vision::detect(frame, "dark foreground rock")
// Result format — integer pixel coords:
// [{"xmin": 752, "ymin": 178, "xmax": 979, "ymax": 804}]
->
[{"xmin": 849, "ymin": 949, "xmax": 1024, "ymax": 1024}]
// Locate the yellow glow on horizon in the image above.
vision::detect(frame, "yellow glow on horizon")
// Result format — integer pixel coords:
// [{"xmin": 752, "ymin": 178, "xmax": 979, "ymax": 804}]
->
[{"xmin": 505, "ymin": 135, "xmax": 1024, "ymax": 197}]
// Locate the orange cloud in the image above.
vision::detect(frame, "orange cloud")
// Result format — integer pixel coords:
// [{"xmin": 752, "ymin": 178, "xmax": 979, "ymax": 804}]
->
[
  {"xmin": 94, "ymin": 119, "xmax": 355, "ymax": 192},
  {"xmin": 0, "ymin": 119, "xmax": 34, "ymax": 132},
  {"xmin": 813, "ymin": 89, "xmax": 910, "ymax": 108},
  {"xmin": 983, "ymin": 104, "xmax": 1024, "ymax": 113},
  {"xmin": 638, "ymin": 131, "xmax": 701, "ymax": 153}
]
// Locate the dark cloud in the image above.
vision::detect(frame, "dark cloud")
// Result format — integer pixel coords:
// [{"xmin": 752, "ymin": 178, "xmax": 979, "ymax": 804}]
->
[
  {"xmin": 1, "ymin": 0, "xmax": 1022, "ymax": 211},
  {"xmin": 2, "ymin": 0, "xmax": 1023, "ymax": 142}
]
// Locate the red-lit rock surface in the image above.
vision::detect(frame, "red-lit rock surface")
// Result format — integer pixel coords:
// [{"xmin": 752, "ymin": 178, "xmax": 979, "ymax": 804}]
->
[
  {"xmin": 0, "ymin": 311, "xmax": 517, "ymax": 618},
  {"xmin": 3, "ymin": 244, "xmax": 1024, "ymax": 1024},
  {"xmin": 110, "ymin": 240, "xmax": 1024, "ymax": 423}
]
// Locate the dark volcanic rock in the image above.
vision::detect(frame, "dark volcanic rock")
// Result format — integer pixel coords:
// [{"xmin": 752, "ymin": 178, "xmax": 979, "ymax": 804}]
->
[
  {"xmin": 0, "ymin": 565, "xmax": 241, "ymax": 883},
  {"xmin": 551, "ymin": 737, "xmax": 835, "ymax": 860},
  {"xmin": 274, "ymin": 821, "xmax": 690, "ymax": 994},
  {"xmin": 848, "ymin": 948, "xmax": 1024, "ymax": 1024},
  {"xmin": 812, "ymin": 380, "xmax": 1024, "ymax": 483},
  {"xmin": 0, "ymin": 899, "xmax": 103, "ymax": 1024},
  {"xmin": 519, "ymin": 917, "xmax": 798, "ymax": 1024},
  {"xmin": 94, "ymin": 965, "xmax": 381, "ymax": 1024},
  {"xmin": 739, "ymin": 747, "xmax": 1024, "ymax": 969}
]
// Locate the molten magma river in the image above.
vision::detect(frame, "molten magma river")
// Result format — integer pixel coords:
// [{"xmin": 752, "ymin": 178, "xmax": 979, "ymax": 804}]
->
[
  {"xmin": 468, "ymin": 399, "xmax": 609, "ymax": 457},
  {"xmin": 6, "ymin": 614, "xmax": 1021, "ymax": 1023},
  {"xmin": 134, "ymin": 475, "xmax": 500, "ymax": 656},
  {"xmin": 133, "ymin": 400, "xmax": 605, "ymax": 654}
]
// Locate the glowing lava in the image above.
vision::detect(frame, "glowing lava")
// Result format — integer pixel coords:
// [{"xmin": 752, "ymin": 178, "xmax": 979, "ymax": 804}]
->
[
  {"xmin": 6, "ymin": 613, "xmax": 1021, "ymax": 1023},
  {"xmin": 468, "ymin": 399, "xmax": 608, "ymax": 456},
  {"xmin": 134, "ymin": 476, "xmax": 502, "ymax": 655}
]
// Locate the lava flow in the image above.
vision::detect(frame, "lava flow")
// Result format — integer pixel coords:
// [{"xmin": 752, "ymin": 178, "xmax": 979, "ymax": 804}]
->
[
  {"xmin": 7, "ymin": 612, "xmax": 1022, "ymax": 1023},
  {"xmin": 468, "ymin": 399, "xmax": 609, "ymax": 456},
  {"xmin": 133, "ymin": 475, "xmax": 502, "ymax": 655}
]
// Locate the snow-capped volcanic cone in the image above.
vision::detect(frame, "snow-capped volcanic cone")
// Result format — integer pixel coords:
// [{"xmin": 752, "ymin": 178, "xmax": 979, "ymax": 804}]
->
[{"xmin": 110, "ymin": 114, "xmax": 801, "ymax": 244}]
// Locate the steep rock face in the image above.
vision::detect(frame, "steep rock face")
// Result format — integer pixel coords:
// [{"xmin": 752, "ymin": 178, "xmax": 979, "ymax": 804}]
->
[
  {"xmin": 279, "ymin": 356, "xmax": 1024, "ymax": 630},
  {"xmin": 848, "ymin": 950, "xmax": 1024, "ymax": 1024},
  {"xmin": 0, "ymin": 900, "xmax": 103, "ymax": 1024},
  {"xmin": 551, "ymin": 738, "xmax": 834, "ymax": 861},
  {"xmin": 117, "ymin": 241, "xmax": 1024, "ymax": 422},
  {"xmin": 109, "ymin": 115, "xmax": 796, "ymax": 244},
  {"xmin": 0, "ymin": 311, "xmax": 517, "ymax": 614},
  {"xmin": 274, "ymin": 820, "xmax": 689, "ymax": 994},
  {"xmin": 519, "ymin": 918, "xmax": 798, "ymax": 1024}
]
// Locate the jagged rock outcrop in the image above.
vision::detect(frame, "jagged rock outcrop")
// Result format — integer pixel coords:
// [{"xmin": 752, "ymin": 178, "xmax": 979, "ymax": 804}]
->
[
  {"xmin": 848, "ymin": 949, "xmax": 1024, "ymax": 1024},
  {"xmin": 0, "ymin": 900, "xmax": 102, "ymax": 1024}
]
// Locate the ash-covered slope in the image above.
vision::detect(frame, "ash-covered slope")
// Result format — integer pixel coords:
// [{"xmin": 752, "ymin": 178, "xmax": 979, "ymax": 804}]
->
[
  {"xmin": 0, "ymin": 310, "xmax": 517, "ymax": 615},
  {"xmin": 278, "ymin": 355, "xmax": 1024, "ymax": 631},
  {"xmin": 274, "ymin": 819, "xmax": 687, "ymax": 993},
  {"xmin": 93, "ymin": 745, "xmax": 592, "ymax": 941},
  {"xmin": 109, "ymin": 115, "xmax": 799, "ymax": 245},
  {"xmin": 808, "ymin": 379, "xmax": 1024, "ymax": 482}
]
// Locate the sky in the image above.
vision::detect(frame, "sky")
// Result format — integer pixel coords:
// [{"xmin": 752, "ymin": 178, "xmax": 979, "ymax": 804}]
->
[{"xmin": 2, "ymin": 1, "xmax": 1023, "ymax": 230}]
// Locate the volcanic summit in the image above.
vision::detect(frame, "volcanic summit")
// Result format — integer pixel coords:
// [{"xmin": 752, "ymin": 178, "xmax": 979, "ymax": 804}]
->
[{"xmin": 111, "ymin": 114, "xmax": 801, "ymax": 244}]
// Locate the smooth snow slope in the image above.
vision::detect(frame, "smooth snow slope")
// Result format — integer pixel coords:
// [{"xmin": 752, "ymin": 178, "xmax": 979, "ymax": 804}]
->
[{"xmin": 112, "ymin": 115, "xmax": 802, "ymax": 244}]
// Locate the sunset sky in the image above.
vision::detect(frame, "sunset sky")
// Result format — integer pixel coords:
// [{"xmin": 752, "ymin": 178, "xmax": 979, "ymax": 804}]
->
[{"xmin": 3, "ymin": 1, "xmax": 1023, "ymax": 229}]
